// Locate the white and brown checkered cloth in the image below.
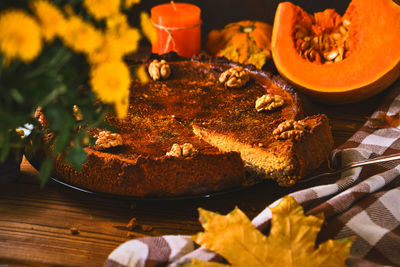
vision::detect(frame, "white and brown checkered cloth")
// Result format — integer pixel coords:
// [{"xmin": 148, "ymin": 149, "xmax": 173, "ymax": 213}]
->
[{"xmin": 104, "ymin": 80, "xmax": 400, "ymax": 267}]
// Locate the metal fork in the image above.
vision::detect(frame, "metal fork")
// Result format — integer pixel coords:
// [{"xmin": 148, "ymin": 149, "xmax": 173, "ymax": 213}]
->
[{"xmin": 299, "ymin": 152, "xmax": 400, "ymax": 183}]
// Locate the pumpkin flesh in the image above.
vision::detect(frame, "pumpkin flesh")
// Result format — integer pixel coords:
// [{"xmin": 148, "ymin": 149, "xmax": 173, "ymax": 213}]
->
[{"xmin": 272, "ymin": 0, "xmax": 400, "ymax": 104}]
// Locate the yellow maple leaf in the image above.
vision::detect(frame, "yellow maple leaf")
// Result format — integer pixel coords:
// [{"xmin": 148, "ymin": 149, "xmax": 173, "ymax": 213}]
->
[{"xmin": 188, "ymin": 196, "xmax": 354, "ymax": 267}]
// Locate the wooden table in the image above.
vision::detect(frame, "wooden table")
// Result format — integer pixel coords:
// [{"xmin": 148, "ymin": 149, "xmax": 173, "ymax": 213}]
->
[{"xmin": 0, "ymin": 90, "xmax": 386, "ymax": 266}]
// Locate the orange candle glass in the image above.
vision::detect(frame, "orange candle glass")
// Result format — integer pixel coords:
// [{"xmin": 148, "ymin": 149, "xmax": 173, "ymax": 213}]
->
[{"xmin": 151, "ymin": 2, "xmax": 201, "ymax": 57}]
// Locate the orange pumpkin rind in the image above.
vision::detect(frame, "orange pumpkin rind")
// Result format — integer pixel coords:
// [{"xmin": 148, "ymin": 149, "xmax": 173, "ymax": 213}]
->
[{"xmin": 271, "ymin": 0, "xmax": 400, "ymax": 104}]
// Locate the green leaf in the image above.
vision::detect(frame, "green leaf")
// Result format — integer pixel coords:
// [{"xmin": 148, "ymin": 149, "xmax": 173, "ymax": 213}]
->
[
  {"xmin": 23, "ymin": 65, "xmax": 46, "ymax": 80},
  {"xmin": 45, "ymin": 105, "xmax": 72, "ymax": 131},
  {"xmin": 46, "ymin": 46, "xmax": 71, "ymax": 70},
  {"xmin": 38, "ymin": 85, "xmax": 67, "ymax": 108},
  {"xmin": 0, "ymin": 130, "xmax": 10, "ymax": 162},
  {"xmin": 0, "ymin": 54, "xmax": 3, "ymax": 76},
  {"xmin": 10, "ymin": 88, "xmax": 24, "ymax": 103},
  {"xmin": 54, "ymin": 128, "xmax": 71, "ymax": 154},
  {"xmin": 65, "ymin": 143, "xmax": 86, "ymax": 170},
  {"xmin": 39, "ymin": 156, "xmax": 53, "ymax": 187}
]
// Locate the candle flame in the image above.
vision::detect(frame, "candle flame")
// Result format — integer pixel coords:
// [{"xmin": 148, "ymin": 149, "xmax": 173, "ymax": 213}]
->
[{"xmin": 170, "ymin": 1, "xmax": 177, "ymax": 11}]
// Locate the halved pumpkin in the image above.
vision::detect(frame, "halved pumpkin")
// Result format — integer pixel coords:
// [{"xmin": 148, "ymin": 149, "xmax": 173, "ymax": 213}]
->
[{"xmin": 271, "ymin": 0, "xmax": 400, "ymax": 104}]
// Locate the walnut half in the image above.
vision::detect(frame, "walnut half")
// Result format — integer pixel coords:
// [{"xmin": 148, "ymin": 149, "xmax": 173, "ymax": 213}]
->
[
  {"xmin": 95, "ymin": 130, "xmax": 123, "ymax": 150},
  {"xmin": 255, "ymin": 94, "xmax": 285, "ymax": 112},
  {"xmin": 166, "ymin": 143, "xmax": 196, "ymax": 157},
  {"xmin": 148, "ymin": 59, "xmax": 171, "ymax": 80},
  {"xmin": 219, "ymin": 66, "xmax": 250, "ymax": 88},
  {"xmin": 273, "ymin": 119, "xmax": 310, "ymax": 140}
]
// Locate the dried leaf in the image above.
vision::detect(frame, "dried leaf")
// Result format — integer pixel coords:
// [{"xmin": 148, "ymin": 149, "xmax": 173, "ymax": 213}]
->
[
  {"xmin": 188, "ymin": 196, "xmax": 354, "ymax": 267},
  {"xmin": 368, "ymin": 112, "xmax": 400, "ymax": 128}
]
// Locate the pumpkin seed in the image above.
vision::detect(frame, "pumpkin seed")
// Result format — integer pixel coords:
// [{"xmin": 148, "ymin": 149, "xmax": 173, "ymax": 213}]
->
[
  {"xmin": 342, "ymin": 19, "xmax": 351, "ymax": 27},
  {"xmin": 294, "ymin": 17, "xmax": 350, "ymax": 64},
  {"xmin": 325, "ymin": 50, "xmax": 338, "ymax": 61},
  {"xmin": 338, "ymin": 46, "xmax": 344, "ymax": 56},
  {"xmin": 332, "ymin": 32, "xmax": 342, "ymax": 40},
  {"xmin": 301, "ymin": 40, "xmax": 310, "ymax": 50},
  {"xmin": 334, "ymin": 54, "xmax": 343, "ymax": 62},
  {"xmin": 295, "ymin": 39, "xmax": 303, "ymax": 50},
  {"xmin": 339, "ymin": 25, "xmax": 348, "ymax": 35},
  {"xmin": 309, "ymin": 50, "xmax": 316, "ymax": 61},
  {"xmin": 335, "ymin": 47, "xmax": 344, "ymax": 62}
]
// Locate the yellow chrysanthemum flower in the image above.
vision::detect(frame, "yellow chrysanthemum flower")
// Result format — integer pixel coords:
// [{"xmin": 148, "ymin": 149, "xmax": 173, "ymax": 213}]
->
[
  {"xmin": 84, "ymin": 0, "xmax": 120, "ymax": 20},
  {"xmin": 31, "ymin": 0, "xmax": 66, "ymax": 42},
  {"xmin": 88, "ymin": 36, "xmax": 124, "ymax": 65},
  {"xmin": 140, "ymin": 12, "xmax": 157, "ymax": 44},
  {"xmin": 90, "ymin": 61, "xmax": 130, "ymax": 118},
  {"xmin": 62, "ymin": 15, "xmax": 102, "ymax": 55},
  {"xmin": 124, "ymin": 0, "xmax": 140, "ymax": 9},
  {"xmin": 106, "ymin": 12, "xmax": 128, "ymax": 32},
  {"xmin": 105, "ymin": 13, "xmax": 141, "ymax": 55},
  {"xmin": 135, "ymin": 65, "xmax": 149, "ymax": 83},
  {"xmin": 63, "ymin": 4, "xmax": 74, "ymax": 16},
  {"xmin": 114, "ymin": 90, "xmax": 129, "ymax": 118},
  {"xmin": 90, "ymin": 61, "xmax": 130, "ymax": 113},
  {"xmin": 0, "ymin": 9, "xmax": 42, "ymax": 63},
  {"xmin": 89, "ymin": 13, "xmax": 140, "ymax": 65},
  {"xmin": 118, "ymin": 27, "xmax": 140, "ymax": 54}
]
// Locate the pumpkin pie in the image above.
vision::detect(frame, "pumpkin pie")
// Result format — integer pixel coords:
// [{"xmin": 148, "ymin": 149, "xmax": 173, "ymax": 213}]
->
[{"xmin": 53, "ymin": 53, "xmax": 333, "ymax": 197}]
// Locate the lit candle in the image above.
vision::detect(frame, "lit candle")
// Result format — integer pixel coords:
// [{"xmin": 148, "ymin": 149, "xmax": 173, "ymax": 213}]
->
[{"xmin": 151, "ymin": 2, "xmax": 201, "ymax": 57}]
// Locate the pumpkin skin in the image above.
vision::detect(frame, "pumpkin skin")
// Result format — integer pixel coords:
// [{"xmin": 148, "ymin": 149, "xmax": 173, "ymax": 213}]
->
[
  {"xmin": 271, "ymin": 0, "xmax": 400, "ymax": 104},
  {"xmin": 206, "ymin": 20, "xmax": 272, "ymax": 69}
]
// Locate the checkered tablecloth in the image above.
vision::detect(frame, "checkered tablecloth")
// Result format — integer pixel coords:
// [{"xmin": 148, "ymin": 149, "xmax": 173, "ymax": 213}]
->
[{"xmin": 104, "ymin": 79, "xmax": 400, "ymax": 267}]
